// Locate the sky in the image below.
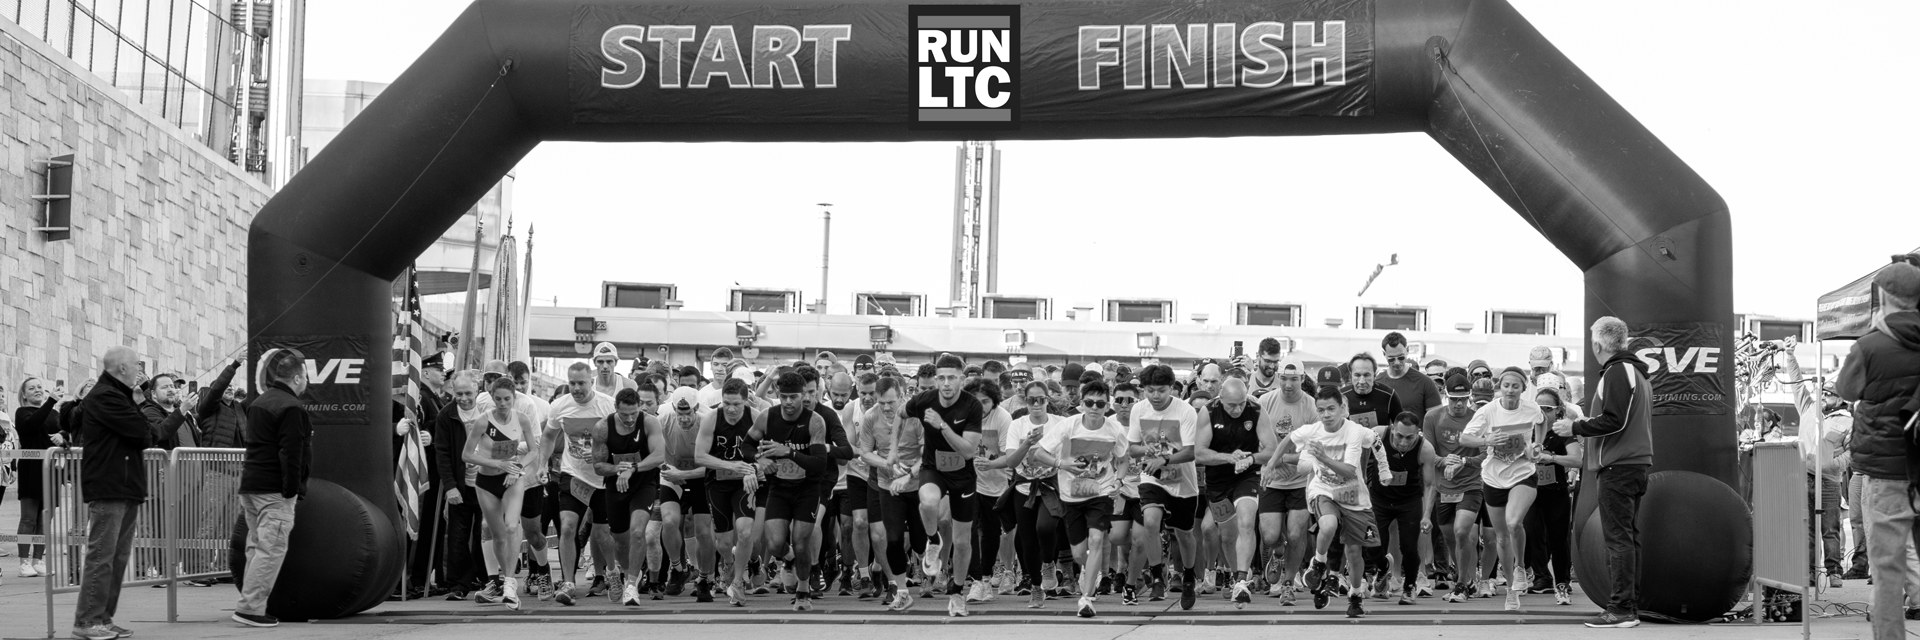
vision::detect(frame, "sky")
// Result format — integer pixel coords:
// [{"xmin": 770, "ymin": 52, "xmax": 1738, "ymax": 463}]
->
[{"xmin": 304, "ymin": 0, "xmax": 1919, "ymax": 332}]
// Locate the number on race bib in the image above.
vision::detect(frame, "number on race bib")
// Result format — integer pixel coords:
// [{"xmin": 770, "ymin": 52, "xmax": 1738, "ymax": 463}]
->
[
  {"xmin": 933, "ymin": 450, "xmax": 967, "ymax": 473},
  {"xmin": 772, "ymin": 458, "xmax": 807, "ymax": 480},
  {"xmin": 611, "ymin": 453, "xmax": 642, "ymax": 465},
  {"xmin": 1387, "ymin": 470, "xmax": 1408, "ymax": 486},
  {"xmin": 1207, "ymin": 498, "xmax": 1237, "ymax": 522},
  {"xmin": 488, "ymin": 441, "xmax": 518, "ymax": 460}
]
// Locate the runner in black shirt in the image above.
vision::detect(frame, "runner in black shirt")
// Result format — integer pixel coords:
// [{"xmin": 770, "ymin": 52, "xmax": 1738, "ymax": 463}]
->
[
  {"xmin": 904, "ymin": 354, "xmax": 985, "ymax": 617},
  {"xmin": 745, "ymin": 372, "xmax": 830, "ymax": 611},
  {"xmin": 1343, "ymin": 354, "xmax": 1403, "ymax": 430},
  {"xmin": 1193, "ymin": 378, "xmax": 1274, "ymax": 608},
  {"xmin": 693, "ymin": 379, "xmax": 761, "ymax": 606}
]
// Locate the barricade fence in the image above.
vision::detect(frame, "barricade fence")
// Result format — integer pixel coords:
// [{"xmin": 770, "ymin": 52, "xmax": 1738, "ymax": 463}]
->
[{"xmin": 0, "ymin": 447, "xmax": 246, "ymax": 638}]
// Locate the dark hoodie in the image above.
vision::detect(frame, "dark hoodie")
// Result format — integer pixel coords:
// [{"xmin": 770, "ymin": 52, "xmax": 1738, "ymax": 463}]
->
[
  {"xmin": 1572, "ymin": 349, "xmax": 1655, "ymax": 468},
  {"xmin": 1838, "ymin": 310, "xmax": 1920, "ymax": 481}
]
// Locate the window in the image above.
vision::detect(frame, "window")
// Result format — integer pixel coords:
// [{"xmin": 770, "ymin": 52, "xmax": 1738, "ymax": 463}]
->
[
  {"xmin": 731, "ymin": 289, "xmax": 798, "ymax": 313},
  {"xmin": 1756, "ymin": 320, "xmax": 1808, "ymax": 343},
  {"xmin": 1487, "ymin": 311, "xmax": 1555, "ymax": 336},
  {"xmin": 855, "ymin": 293, "xmax": 924, "ymax": 316},
  {"xmin": 603, "ymin": 282, "xmax": 676, "ymax": 309},
  {"xmin": 985, "ymin": 296, "xmax": 1048, "ymax": 320},
  {"xmin": 1236, "ymin": 303, "xmax": 1301, "ymax": 327},
  {"xmin": 1360, "ymin": 306, "xmax": 1427, "ymax": 331},
  {"xmin": 1106, "ymin": 299, "xmax": 1173, "ymax": 323}
]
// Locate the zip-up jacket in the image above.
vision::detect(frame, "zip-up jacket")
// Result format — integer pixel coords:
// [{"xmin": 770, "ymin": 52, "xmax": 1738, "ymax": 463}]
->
[
  {"xmin": 1572, "ymin": 350, "xmax": 1655, "ymax": 469},
  {"xmin": 1839, "ymin": 310, "xmax": 1920, "ymax": 481}
]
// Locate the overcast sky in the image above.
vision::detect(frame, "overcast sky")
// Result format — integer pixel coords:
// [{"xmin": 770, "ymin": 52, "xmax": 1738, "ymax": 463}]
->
[{"xmin": 305, "ymin": 1, "xmax": 1918, "ymax": 333}]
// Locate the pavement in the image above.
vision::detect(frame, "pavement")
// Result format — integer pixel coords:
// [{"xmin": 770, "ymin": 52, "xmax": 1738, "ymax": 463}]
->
[{"xmin": 0, "ymin": 497, "xmax": 1879, "ymax": 639}]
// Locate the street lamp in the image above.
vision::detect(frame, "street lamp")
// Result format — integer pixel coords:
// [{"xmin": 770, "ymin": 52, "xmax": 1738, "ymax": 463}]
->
[{"xmin": 816, "ymin": 203, "xmax": 832, "ymax": 314}]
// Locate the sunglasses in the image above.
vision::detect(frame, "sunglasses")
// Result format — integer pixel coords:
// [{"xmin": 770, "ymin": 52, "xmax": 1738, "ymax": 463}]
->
[
  {"xmin": 1540, "ymin": 404, "xmax": 1562, "ymax": 413},
  {"xmin": 1083, "ymin": 400, "xmax": 1109, "ymax": 410},
  {"xmin": 1112, "ymin": 397, "xmax": 1137, "ymax": 404},
  {"xmin": 1472, "ymin": 371, "xmax": 1493, "ymax": 378},
  {"xmin": 1024, "ymin": 396, "xmax": 1048, "ymax": 404}
]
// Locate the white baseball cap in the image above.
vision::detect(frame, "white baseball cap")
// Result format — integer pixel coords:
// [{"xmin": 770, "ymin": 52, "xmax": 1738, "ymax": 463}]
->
[{"xmin": 592, "ymin": 342, "xmax": 619, "ymax": 360}]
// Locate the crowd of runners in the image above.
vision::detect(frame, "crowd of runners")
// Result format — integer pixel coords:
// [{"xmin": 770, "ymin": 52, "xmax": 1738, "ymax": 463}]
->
[{"xmin": 412, "ymin": 330, "xmax": 1603, "ymax": 621}]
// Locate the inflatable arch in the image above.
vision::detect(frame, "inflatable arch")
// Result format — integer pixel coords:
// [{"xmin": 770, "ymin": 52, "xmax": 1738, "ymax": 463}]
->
[{"xmin": 246, "ymin": 0, "xmax": 1747, "ymax": 620}]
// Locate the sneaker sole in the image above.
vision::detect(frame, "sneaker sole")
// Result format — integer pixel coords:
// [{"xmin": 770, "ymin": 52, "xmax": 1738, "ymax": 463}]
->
[
  {"xmin": 230, "ymin": 615, "xmax": 278, "ymax": 628},
  {"xmin": 1585, "ymin": 621, "xmax": 1640, "ymax": 628}
]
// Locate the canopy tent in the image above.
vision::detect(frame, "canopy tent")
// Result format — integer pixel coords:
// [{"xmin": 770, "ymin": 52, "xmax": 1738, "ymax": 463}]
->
[{"xmin": 1817, "ymin": 246, "xmax": 1920, "ymax": 340}]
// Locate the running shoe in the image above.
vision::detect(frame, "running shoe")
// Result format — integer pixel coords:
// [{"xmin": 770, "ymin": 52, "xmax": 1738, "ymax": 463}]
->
[
  {"xmin": 1028, "ymin": 589, "xmax": 1045, "ymax": 609},
  {"xmin": 587, "ymin": 575, "xmax": 609, "ymax": 597},
  {"xmin": 1302, "ymin": 559, "xmax": 1329, "ymax": 595},
  {"xmin": 728, "ymin": 581, "xmax": 747, "ymax": 607},
  {"xmin": 923, "ymin": 540, "xmax": 945, "ymax": 578},
  {"xmin": 1371, "ymin": 573, "xmax": 1391, "ymax": 600},
  {"xmin": 555, "ymin": 581, "xmax": 576, "ymax": 607},
  {"xmin": 1398, "ymin": 587, "xmax": 1416, "ymax": 606},
  {"xmin": 1077, "ymin": 595, "xmax": 1097, "ymax": 618},
  {"xmin": 666, "ymin": 568, "xmax": 687, "ymax": 596},
  {"xmin": 948, "ymin": 589, "xmax": 970, "ymax": 617},
  {"xmin": 1504, "ymin": 586, "xmax": 1522, "ymax": 612},
  {"xmin": 891, "ymin": 587, "xmax": 917, "ymax": 612},
  {"xmin": 1015, "ymin": 576, "xmax": 1033, "ymax": 596},
  {"xmin": 694, "ymin": 577, "xmax": 715, "ymax": 603},
  {"xmin": 473, "ymin": 578, "xmax": 504, "ymax": 604},
  {"xmin": 749, "ymin": 582, "xmax": 774, "ymax": 596},
  {"xmin": 1313, "ymin": 583, "xmax": 1330, "ymax": 610},
  {"xmin": 1345, "ymin": 594, "xmax": 1365, "ymax": 618},
  {"xmin": 535, "ymin": 574, "xmax": 554, "ymax": 601},
  {"xmin": 1554, "ymin": 583, "xmax": 1573, "ymax": 606},
  {"xmin": 608, "ymin": 573, "xmax": 625, "ymax": 605},
  {"xmin": 1231, "ymin": 579, "xmax": 1253, "ymax": 609},
  {"xmin": 793, "ymin": 590, "xmax": 814, "ymax": 611},
  {"xmin": 838, "ymin": 568, "xmax": 855, "ymax": 596},
  {"xmin": 622, "ymin": 581, "xmax": 643, "ymax": 606},
  {"xmin": 502, "ymin": 577, "xmax": 521, "ymax": 611},
  {"xmin": 1149, "ymin": 574, "xmax": 1167, "ymax": 602},
  {"xmin": 651, "ymin": 580, "xmax": 666, "ymax": 600},
  {"xmin": 1273, "ymin": 581, "xmax": 1297, "ymax": 607},
  {"xmin": 1442, "ymin": 590, "xmax": 1466, "ymax": 604},
  {"xmin": 1122, "ymin": 584, "xmax": 1139, "ymax": 606},
  {"xmin": 1584, "ymin": 611, "xmax": 1639, "ymax": 628},
  {"xmin": 1179, "ymin": 573, "xmax": 1197, "ymax": 611},
  {"xmin": 967, "ymin": 579, "xmax": 992, "ymax": 603}
]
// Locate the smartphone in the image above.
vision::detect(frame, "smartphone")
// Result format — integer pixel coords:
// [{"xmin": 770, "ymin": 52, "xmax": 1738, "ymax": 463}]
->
[
  {"xmin": 189, "ymin": 380, "xmax": 200, "ymax": 393},
  {"xmin": 1231, "ymin": 341, "xmax": 1244, "ymax": 358}
]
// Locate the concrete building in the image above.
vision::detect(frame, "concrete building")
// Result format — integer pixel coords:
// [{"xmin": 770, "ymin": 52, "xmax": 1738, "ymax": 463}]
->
[{"xmin": 0, "ymin": 1, "xmax": 300, "ymax": 387}]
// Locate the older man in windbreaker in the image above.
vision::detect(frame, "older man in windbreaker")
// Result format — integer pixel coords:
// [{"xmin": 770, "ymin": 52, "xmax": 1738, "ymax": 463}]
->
[{"xmin": 1553, "ymin": 316, "xmax": 1653, "ymax": 630}]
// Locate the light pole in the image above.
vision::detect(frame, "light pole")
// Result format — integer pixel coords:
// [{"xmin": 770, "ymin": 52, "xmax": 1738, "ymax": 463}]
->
[{"xmin": 817, "ymin": 203, "xmax": 832, "ymax": 314}]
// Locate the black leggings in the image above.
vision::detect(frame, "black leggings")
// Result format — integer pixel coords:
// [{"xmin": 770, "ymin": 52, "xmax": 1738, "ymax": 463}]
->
[
  {"xmin": 1008, "ymin": 488, "xmax": 1060, "ymax": 585},
  {"xmin": 970, "ymin": 492, "xmax": 1004, "ymax": 579},
  {"xmin": 1524, "ymin": 482, "xmax": 1573, "ymax": 584},
  {"xmin": 818, "ymin": 496, "xmax": 840, "ymax": 569}
]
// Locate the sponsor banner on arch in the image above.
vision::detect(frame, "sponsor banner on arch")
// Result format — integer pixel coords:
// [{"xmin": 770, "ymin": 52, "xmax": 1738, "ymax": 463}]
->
[
  {"xmin": 254, "ymin": 334, "xmax": 373, "ymax": 425},
  {"xmin": 1630, "ymin": 322, "xmax": 1730, "ymax": 417},
  {"xmin": 569, "ymin": 0, "xmax": 1373, "ymax": 126}
]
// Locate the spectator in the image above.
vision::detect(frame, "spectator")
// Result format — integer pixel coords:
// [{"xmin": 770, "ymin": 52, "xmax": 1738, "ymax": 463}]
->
[
  {"xmin": 74, "ymin": 346, "xmax": 153, "ymax": 640},
  {"xmin": 59, "ymin": 381, "xmax": 94, "ymax": 447},
  {"xmin": 14, "ymin": 377, "xmax": 64, "ymax": 576},
  {"xmin": 140, "ymin": 372, "xmax": 198, "ymax": 450},
  {"xmin": 434, "ymin": 370, "xmax": 487, "ymax": 598},
  {"xmin": 1552, "ymin": 317, "xmax": 1653, "ymax": 629},
  {"xmin": 196, "ymin": 359, "xmax": 247, "ymax": 448},
  {"xmin": 1836, "ymin": 262, "xmax": 1920, "ymax": 640},
  {"xmin": 1781, "ymin": 350, "xmax": 1851, "ymax": 587},
  {"xmin": 233, "ymin": 347, "xmax": 316, "ymax": 628}
]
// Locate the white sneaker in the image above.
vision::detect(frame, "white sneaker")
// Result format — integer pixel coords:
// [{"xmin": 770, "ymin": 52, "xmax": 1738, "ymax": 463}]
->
[
  {"xmin": 1503, "ymin": 586, "xmax": 1522, "ymax": 612},
  {"xmin": 1077, "ymin": 595, "xmax": 1097, "ymax": 618},
  {"xmin": 948, "ymin": 590, "xmax": 969, "ymax": 617},
  {"xmin": 19, "ymin": 561, "xmax": 39, "ymax": 578},
  {"xmin": 622, "ymin": 582, "xmax": 642, "ymax": 606},
  {"xmin": 502, "ymin": 577, "xmax": 521, "ymax": 611},
  {"xmin": 1231, "ymin": 579, "xmax": 1253, "ymax": 608},
  {"xmin": 923, "ymin": 541, "xmax": 945, "ymax": 578},
  {"xmin": 967, "ymin": 579, "xmax": 992, "ymax": 603}
]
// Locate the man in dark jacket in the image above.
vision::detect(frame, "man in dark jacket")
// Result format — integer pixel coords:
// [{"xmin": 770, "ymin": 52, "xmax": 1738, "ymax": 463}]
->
[
  {"xmin": 232, "ymin": 348, "xmax": 315, "ymax": 628},
  {"xmin": 140, "ymin": 372, "xmax": 198, "ymax": 450},
  {"xmin": 432, "ymin": 371, "xmax": 485, "ymax": 597},
  {"xmin": 196, "ymin": 359, "xmax": 248, "ymax": 448},
  {"xmin": 1837, "ymin": 262, "xmax": 1920, "ymax": 640},
  {"xmin": 73, "ymin": 346, "xmax": 154, "ymax": 640},
  {"xmin": 1553, "ymin": 316, "xmax": 1654, "ymax": 629}
]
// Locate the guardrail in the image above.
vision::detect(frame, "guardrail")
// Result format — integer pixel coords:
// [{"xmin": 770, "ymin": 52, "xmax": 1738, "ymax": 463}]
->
[{"xmin": 0, "ymin": 447, "xmax": 246, "ymax": 639}]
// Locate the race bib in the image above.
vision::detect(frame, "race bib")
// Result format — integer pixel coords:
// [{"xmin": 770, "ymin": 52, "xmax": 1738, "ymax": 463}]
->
[
  {"xmin": 488, "ymin": 441, "xmax": 518, "ymax": 460},
  {"xmin": 611, "ymin": 452, "xmax": 642, "ymax": 465},
  {"xmin": 933, "ymin": 450, "xmax": 967, "ymax": 473},
  {"xmin": 772, "ymin": 458, "xmax": 807, "ymax": 480},
  {"xmin": 1440, "ymin": 492, "xmax": 1464, "ymax": 504},
  {"xmin": 569, "ymin": 477, "xmax": 597, "ymax": 506},
  {"xmin": 1350, "ymin": 412, "xmax": 1378, "ymax": 428},
  {"xmin": 1207, "ymin": 498, "xmax": 1238, "ymax": 522},
  {"xmin": 713, "ymin": 465, "xmax": 747, "ymax": 481},
  {"xmin": 1536, "ymin": 465, "xmax": 1559, "ymax": 486},
  {"xmin": 1332, "ymin": 485, "xmax": 1362, "ymax": 506},
  {"xmin": 1387, "ymin": 470, "xmax": 1408, "ymax": 487}
]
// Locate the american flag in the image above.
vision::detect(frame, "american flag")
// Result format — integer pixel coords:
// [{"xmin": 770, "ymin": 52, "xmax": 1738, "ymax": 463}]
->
[{"xmin": 392, "ymin": 265, "xmax": 431, "ymax": 539}]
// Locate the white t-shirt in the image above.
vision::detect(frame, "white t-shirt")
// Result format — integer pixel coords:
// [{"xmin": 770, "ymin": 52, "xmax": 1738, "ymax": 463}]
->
[
  {"xmin": 1257, "ymin": 391, "xmax": 1319, "ymax": 490},
  {"xmin": 1290, "ymin": 420, "xmax": 1376, "ymax": 511},
  {"xmin": 976, "ymin": 406, "xmax": 1014, "ymax": 497},
  {"xmin": 1046, "ymin": 414, "xmax": 1130, "ymax": 503},
  {"xmin": 1005, "ymin": 413, "xmax": 1060, "ymax": 495},
  {"xmin": 697, "ymin": 384, "xmax": 726, "ymax": 410},
  {"xmin": 1464, "ymin": 399, "xmax": 1543, "ymax": 490},
  {"xmin": 1128, "ymin": 398, "xmax": 1201, "ymax": 499},
  {"xmin": 548, "ymin": 392, "xmax": 616, "ymax": 489}
]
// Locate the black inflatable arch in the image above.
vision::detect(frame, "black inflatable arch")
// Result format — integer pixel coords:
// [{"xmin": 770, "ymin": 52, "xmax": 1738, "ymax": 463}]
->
[{"xmin": 249, "ymin": 0, "xmax": 1743, "ymax": 620}]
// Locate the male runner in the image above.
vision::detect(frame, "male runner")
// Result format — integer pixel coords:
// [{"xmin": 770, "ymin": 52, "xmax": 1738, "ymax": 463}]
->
[
  {"xmin": 1281, "ymin": 386, "xmax": 1381, "ymax": 618},
  {"xmin": 1376, "ymin": 333, "xmax": 1442, "ymax": 417},
  {"xmin": 1106, "ymin": 382, "xmax": 1143, "ymax": 604},
  {"xmin": 692, "ymin": 379, "xmax": 761, "ymax": 607},
  {"xmin": 1257, "ymin": 356, "xmax": 1317, "ymax": 604},
  {"xmin": 1030, "ymin": 380, "xmax": 1130, "ymax": 619},
  {"xmin": 798, "ymin": 368, "xmax": 854, "ymax": 596},
  {"xmin": 546, "ymin": 363, "xmax": 616, "ymax": 606},
  {"xmin": 1126, "ymin": 364, "xmax": 1202, "ymax": 611},
  {"xmin": 855, "ymin": 376, "xmax": 926, "ymax": 611},
  {"xmin": 1365, "ymin": 411, "xmax": 1439, "ymax": 605},
  {"xmin": 658, "ymin": 389, "xmax": 718, "ymax": 601},
  {"xmin": 964, "ymin": 379, "xmax": 1014, "ymax": 604},
  {"xmin": 590, "ymin": 388, "xmax": 667, "ymax": 607},
  {"xmin": 1425, "ymin": 373, "xmax": 1487, "ymax": 603},
  {"xmin": 904, "ymin": 354, "xmax": 986, "ymax": 617},
  {"xmin": 745, "ymin": 372, "xmax": 832, "ymax": 611},
  {"xmin": 591, "ymin": 343, "xmax": 638, "ymax": 398},
  {"xmin": 839, "ymin": 372, "xmax": 880, "ymax": 597},
  {"xmin": 1194, "ymin": 377, "xmax": 1272, "ymax": 608},
  {"xmin": 1243, "ymin": 338, "xmax": 1288, "ymax": 398},
  {"xmin": 1343, "ymin": 354, "xmax": 1402, "ymax": 430},
  {"xmin": 697, "ymin": 348, "xmax": 735, "ymax": 408}
]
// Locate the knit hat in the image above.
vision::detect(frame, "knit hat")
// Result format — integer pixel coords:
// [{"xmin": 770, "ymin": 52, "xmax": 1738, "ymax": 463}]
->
[
  {"xmin": 1470, "ymin": 378, "xmax": 1496, "ymax": 403},
  {"xmin": 1467, "ymin": 359, "xmax": 1493, "ymax": 379},
  {"xmin": 1877, "ymin": 262, "xmax": 1920, "ymax": 300}
]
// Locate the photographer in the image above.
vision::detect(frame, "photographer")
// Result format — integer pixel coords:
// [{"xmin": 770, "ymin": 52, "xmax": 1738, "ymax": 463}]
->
[
  {"xmin": 1781, "ymin": 349, "xmax": 1850, "ymax": 587},
  {"xmin": 1836, "ymin": 260, "xmax": 1920, "ymax": 640}
]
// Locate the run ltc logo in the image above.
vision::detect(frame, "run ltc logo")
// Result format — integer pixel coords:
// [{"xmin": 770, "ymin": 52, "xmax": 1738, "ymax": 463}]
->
[{"xmin": 909, "ymin": 5, "xmax": 1020, "ymax": 130}]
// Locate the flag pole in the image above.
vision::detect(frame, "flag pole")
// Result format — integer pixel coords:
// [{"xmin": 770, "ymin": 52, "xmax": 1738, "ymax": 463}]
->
[{"xmin": 458, "ymin": 216, "xmax": 485, "ymax": 369}]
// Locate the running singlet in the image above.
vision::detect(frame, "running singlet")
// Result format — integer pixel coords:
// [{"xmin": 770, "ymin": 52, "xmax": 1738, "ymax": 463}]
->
[
  {"xmin": 549, "ymin": 392, "xmax": 615, "ymax": 489},
  {"xmin": 906, "ymin": 390, "xmax": 984, "ymax": 481},
  {"xmin": 480, "ymin": 410, "xmax": 535, "ymax": 483},
  {"xmin": 760, "ymin": 408, "xmax": 823, "ymax": 486},
  {"xmin": 706, "ymin": 407, "xmax": 754, "ymax": 483},
  {"xmin": 975, "ymin": 407, "xmax": 1013, "ymax": 497},
  {"xmin": 592, "ymin": 374, "xmax": 636, "ymax": 400},
  {"xmin": 1204, "ymin": 402, "xmax": 1262, "ymax": 487},
  {"xmin": 660, "ymin": 409, "xmax": 702, "ymax": 489},
  {"xmin": 603, "ymin": 411, "xmax": 659, "ymax": 487},
  {"xmin": 1370, "ymin": 433, "xmax": 1426, "ymax": 505}
]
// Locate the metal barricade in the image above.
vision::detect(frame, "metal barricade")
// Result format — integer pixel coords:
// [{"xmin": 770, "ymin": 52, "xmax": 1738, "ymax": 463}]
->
[{"xmin": 0, "ymin": 446, "xmax": 246, "ymax": 638}]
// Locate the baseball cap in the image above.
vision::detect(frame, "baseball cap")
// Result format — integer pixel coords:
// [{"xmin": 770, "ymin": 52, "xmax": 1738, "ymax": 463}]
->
[
  {"xmin": 592, "ymin": 342, "xmax": 619, "ymax": 361},
  {"xmin": 876, "ymin": 352, "xmax": 897, "ymax": 365},
  {"xmin": 1278, "ymin": 356, "xmax": 1306, "ymax": 375},
  {"xmin": 1444, "ymin": 372, "xmax": 1472, "ymax": 398},
  {"xmin": 1424, "ymin": 358, "xmax": 1448, "ymax": 370},
  {"xmin": 1316, "ymin": 366, "xmax": 1344, "ymax": 389},
  {"xmin": 1876, "ymin": 262, "xmax": 1920, "ymax": 300},
  {"xmin": 1528, "ymin": 346, "xmax": 1554, "ymax": 368},
  {"xmin": 1005, "ymin": 369, "xmax": 1033, "ymax": 386},
  {"xmin": 666, "ymin": 386, "xmax": 699, "ymax": 412},
  {"xmin": 1470, "ymin": 378, "xmax": 1496, "ymax": 403},
  {"xmin": 1062, "ymin": 363, "xmax": 1086, "ymax": 386},
  {"xmin": 816, "ymin": 350, "xmax": 837, "ymax": 362},
  {"xmin": 1536, "ymin": 372, "xmax": 1566, "ymax": 391}
]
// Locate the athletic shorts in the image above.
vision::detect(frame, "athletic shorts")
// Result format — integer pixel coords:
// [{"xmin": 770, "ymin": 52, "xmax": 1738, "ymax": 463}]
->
[
  {"xmin": 844, "ymin": 477, "xmax": 870, "ymax": 516},
  {"xmin": 521, "ymin": 482, "xmax": 547, "ymax": 520},
  {"xmin": 601, "ymin": 474, "xmax": 659, "ymax": 535},
  {"xmin": 1061, "ymin": 496, "xmax": 1115, "ymax": 545},
  {"xmin": 1310, "ymin": 496, "xmax": 1381, "ymax": 547},
  {"xmin": 661, "ymin": 480, "xmax": 711, "ymax": 516},
  {"xmin": 707, "ymin": 480, "xmax": 752, "ymax": 532},
  {"xmin": 1433, "ymin": 488, "xmax": 1485, "ymax": 526},
  {"xmin": 475, "ymin": 472, "xmax": 508, "ymax": 499},
  {"xmin": 1109, "ymin": 494, "xmax": 1142, "ymax": 524},
  {"xmin": 764, "ymin": 482, "xmax": 822, "ymax": 524},
  {"xmin": 1138, "ymin": 483, "xmax": 1200, "ymax": 531},
  {"xmin": 557, "ymin": 476, "xmax": 608, "ymax": 525},
  {"xmin": 1259, "ymin": 487, "xmax": 1307, "ymax": 514},
  {"xmin": 1204, "ymin": 474, "xmax": 1260, "ymax": 506},
  {"xmin": 917, "ymin": 468, "xmax": 978, "ymax": 523},
  {"xmin": 1485, "ymin": 475, "xmax": 1537, "ymax": 509}
]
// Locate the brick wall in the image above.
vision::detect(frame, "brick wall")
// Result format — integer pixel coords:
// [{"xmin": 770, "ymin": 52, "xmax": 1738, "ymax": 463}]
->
[{"xmin": 0, "ymin": 26, "xmax": 268, "ymax": 396}]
